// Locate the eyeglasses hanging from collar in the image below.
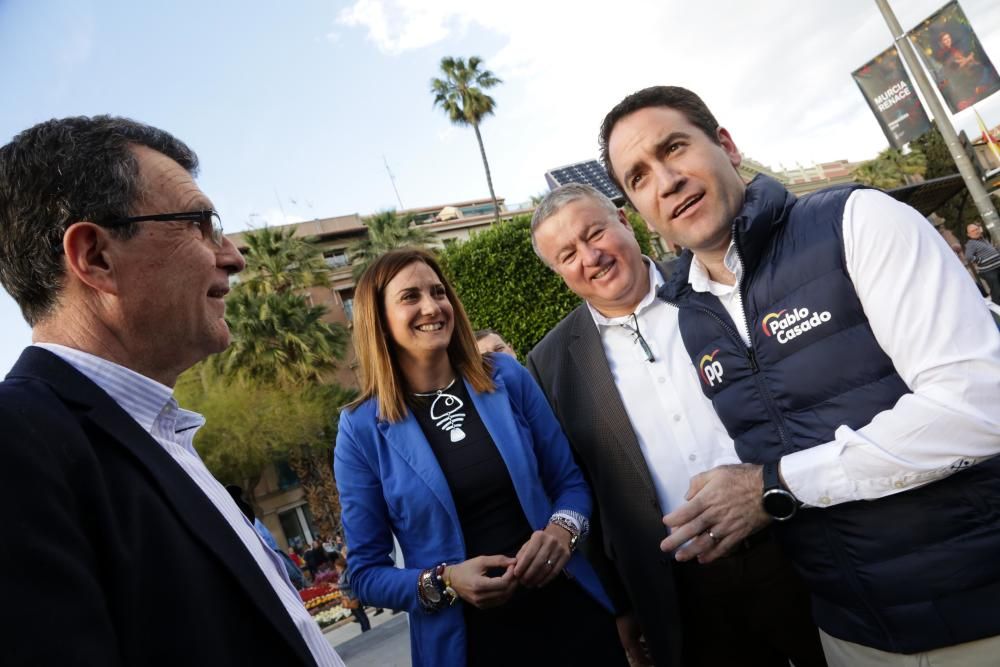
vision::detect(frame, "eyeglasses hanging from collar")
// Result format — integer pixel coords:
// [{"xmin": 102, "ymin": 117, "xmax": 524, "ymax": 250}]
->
[{"xmin": 620, "ymin": 312, "xmax": 655, "ymax": 363}]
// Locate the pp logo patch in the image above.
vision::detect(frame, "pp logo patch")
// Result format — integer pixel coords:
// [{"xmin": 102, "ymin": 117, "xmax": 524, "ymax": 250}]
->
[{"xmin": 698, "ymin": 349, "xmax": 724, "ymax": 387}]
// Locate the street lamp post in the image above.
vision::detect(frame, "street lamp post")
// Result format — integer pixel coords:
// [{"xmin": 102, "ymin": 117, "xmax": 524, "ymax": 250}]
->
[{"xmin": 874, "ymin": 0, "xmax": 999, "ymax": 235}]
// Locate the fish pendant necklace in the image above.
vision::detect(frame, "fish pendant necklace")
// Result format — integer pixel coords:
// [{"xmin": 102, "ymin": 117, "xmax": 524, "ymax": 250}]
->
[{"xmin": 413, "ymin": 379, "xmax": 467, "ymax": 443}]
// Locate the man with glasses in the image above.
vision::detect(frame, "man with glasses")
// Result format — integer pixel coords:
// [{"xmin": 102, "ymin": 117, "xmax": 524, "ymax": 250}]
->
[
  {"xmin": 527, "ymin": 183, "xmax": 825, "ymax": 666},
  {"xmin": 0, "ymin": 116, "xmax": 344, "ymax": 666}
]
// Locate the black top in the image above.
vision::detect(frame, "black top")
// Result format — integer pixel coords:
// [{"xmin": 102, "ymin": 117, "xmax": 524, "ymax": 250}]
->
[{"xmin": 410, "ymin": 378, "xmax": 532, "ymax": 559}]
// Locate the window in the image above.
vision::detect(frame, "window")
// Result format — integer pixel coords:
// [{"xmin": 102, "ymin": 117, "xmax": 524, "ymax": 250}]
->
[
  {"xmin": 278, "ymin": 504, "xmax": 319, "ymax": 549},
  {"xmin": 275, "ymin": 459, "xmax": 300, "ymax": 491},
  {"xmin": 323, "ymin": 250, "xmax": 349, "ymax": 269},
  {"xmin": 339, "ymin": 288, "xmax": 355, "ymax": 321}
]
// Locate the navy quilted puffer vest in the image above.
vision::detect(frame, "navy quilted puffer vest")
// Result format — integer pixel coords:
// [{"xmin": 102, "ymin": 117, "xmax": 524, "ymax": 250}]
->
[{"xmin": 658, "ymin": 175, "xmax": 1000, "ymax": 653}]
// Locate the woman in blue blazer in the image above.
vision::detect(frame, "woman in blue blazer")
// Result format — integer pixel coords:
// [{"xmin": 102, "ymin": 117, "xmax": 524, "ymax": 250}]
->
[{"xmin": 334, "ymin": 248, "xmax": 627, "ymax": 667}]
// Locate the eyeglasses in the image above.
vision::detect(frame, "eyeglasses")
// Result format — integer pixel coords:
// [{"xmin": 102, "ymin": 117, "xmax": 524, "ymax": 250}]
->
[
  {"xmin": 102, "ymin": 210, "xmax": 225, "ymax": 247},
  {"xmin": 54, "ymin": 209, "xmax": 225, "ymax": 253},
  {"xmin": 620, "ymin": 312, "xmax": 655, "ymax": 363}
]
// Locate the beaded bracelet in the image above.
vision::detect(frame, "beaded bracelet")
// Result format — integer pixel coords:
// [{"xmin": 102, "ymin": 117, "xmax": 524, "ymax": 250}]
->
[{"xmin": 433, "ymin": 563, "xmax": 458, "ymax": 606}]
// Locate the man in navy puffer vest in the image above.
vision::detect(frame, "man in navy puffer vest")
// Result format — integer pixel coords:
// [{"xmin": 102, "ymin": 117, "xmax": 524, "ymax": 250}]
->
[{"xmin": 599, "ymin": 86, "xmax": 1000, "ymax": 666}]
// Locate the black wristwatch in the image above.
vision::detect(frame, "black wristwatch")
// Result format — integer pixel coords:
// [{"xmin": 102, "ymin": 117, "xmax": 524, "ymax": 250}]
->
[{"xmin": 762, "ymin": 461, "xmax": 799, "ymax": 521}]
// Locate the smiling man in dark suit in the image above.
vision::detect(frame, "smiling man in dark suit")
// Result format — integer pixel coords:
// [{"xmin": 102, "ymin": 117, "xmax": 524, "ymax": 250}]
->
[
  {"xmin": 527, "ymin": 183, "xmax": 825, "ymax": 667},
  {"xmin": 0, "ymin": 116, "xmax": 344, "ymax": 666}
]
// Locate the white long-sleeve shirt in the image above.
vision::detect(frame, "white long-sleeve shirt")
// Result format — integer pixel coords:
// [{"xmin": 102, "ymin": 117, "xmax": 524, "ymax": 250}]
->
[
  {"xmin": 688, "ymin": 188, "xmax": 1000, "ymax": 507},
  {"xmin": 36, "ymin": 343, "xmax": 345, "ymax": 667},
  {"xmin": 589, "ymin": 260, "xmax": 742, "ymax": 515}
]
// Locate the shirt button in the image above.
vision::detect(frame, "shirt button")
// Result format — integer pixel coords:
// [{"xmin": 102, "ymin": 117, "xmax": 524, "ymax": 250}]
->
[
  {"xmin": 894, "ymin": 480, "xmax": 905, "ymax": 489},
  {"xmin": 658, "ymin": 377, "xmax": 667, "ymax": 384},
  {"xmin": 673, "ymin": 414, "xmax": 681, "ymax": 422},
  {"xmin": 819, "ymin": 496, "xmax": 832, "ymax": 505},
  {"xmin": 688, "ymin": 454, "xmax": 697, "ymax": 462}
]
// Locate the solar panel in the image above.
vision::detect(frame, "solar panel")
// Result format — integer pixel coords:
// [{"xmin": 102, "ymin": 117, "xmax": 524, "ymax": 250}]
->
[{"xmin": 544, "ymin": 159, "xmax": 624, "ymax": 204}]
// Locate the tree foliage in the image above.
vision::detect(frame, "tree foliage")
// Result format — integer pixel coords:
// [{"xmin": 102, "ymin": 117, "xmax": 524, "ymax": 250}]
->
[
  {"xmin": 239, "ymin": 226, "xmax": 329, "ymax": 295},
  {"xmin": 439, "ymin": 214, "xmax": 654, "ymax": 356},
  {"xmin": 175, "ymin": 371, "xmax": 353, "ymax": 492},
  {"xmin": 183, "ymin": 225, "xmax": 353, "ymax": 537},
  {"xmin": 624, "ymin": 209, "xmax": 659, "ymax": 259},
  {"xmin": 910, "ymin": 128, "xmax": 956, "ymax": 180},
  {"xmin": 853, "ymin": 146, "xmax": 927, "ymax": 189},
  {"xmin": 216, "ymin": 228, "xmax": 347, "ymax": 386},
  {"xmin": 431, "ymin": 56, "xmax": 503, "ymax": 223},
  {"xmin": 909, "ymin": 128, "xmax": 983, "ymax": 239},
  {"xmin": 349, "ymin": 209, "xmax": 433, "ymax": 279}
]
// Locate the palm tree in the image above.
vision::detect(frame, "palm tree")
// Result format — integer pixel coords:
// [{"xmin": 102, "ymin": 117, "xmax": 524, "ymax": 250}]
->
[
  {"xmin": 219, "ymin": 289, "xmax": 346, "ymax": 386},
  {"xmin": 206, "ymin": 226, "xmax": 351, "ymax": 537},
  {"xmin": 431, "ymin": 56, "xmax": 503, "ymax": 224},
  {"xmin": 853, "ymin": 147, "xmax": 927, "ymax": 189},
  {"xmin": 349, "ymin": 209, "xmax": 433, "ymax": 279},
  {"xmin": 240, "ymin": 226, "xmax": 329, "ymax": 296},
  {"xmin": 217, "ymin": 226, "xmax": 347, "ymax": 386}
]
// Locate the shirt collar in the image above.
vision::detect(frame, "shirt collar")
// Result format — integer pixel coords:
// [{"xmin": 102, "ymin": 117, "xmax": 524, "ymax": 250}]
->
[
  {"xmin": 33, "ymin": 342, "xmax": 190, "ymax": 435},
  {"xmin": 588, "ymin": 257, "xmax": 663, "ymax": 327},
  {"xmin": 688, "ymin": 240, "xmax": 742, "ymax": 296}
]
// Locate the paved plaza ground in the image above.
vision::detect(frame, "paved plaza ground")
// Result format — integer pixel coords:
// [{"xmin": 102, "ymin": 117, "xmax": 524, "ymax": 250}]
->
[{"xmin": 325, "ymin": 608, "xmax": 410, "ymax": 666}]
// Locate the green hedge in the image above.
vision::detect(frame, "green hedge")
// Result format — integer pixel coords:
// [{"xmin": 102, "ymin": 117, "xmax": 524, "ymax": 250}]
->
[{"xmin": 439, "ymin": 214, "xmax": 654, "ymax": 356}]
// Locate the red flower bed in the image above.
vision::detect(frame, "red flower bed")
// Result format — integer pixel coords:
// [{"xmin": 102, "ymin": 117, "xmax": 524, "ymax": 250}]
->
[{"xmin": 299, "ymin": 584, "xmax": 336, "ymax": 603}]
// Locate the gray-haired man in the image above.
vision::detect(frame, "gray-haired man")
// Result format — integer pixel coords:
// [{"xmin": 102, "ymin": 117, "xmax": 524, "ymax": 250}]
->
[{"xmin": 526, "ymin": 182, "xmax": 825, "ymax": 666}]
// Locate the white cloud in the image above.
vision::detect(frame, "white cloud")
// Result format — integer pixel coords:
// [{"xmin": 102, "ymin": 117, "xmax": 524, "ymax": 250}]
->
[
  {"xmin": 337, "ymin": 0, "xmax": 461, "ymax": 54},
  {"xmin": 247, "ymin": 208, "xmax": 308, "ymax": 229},
  {"xmin": 335, "ymin": 0, "xmax": 1000, "ymax": 202}
]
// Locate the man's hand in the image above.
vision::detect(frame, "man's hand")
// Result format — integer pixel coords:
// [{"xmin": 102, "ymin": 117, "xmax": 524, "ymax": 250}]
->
[
  {"xmin": 616, "ymin": 613, "xmax": 653, "ymax": 665},
  {"xmin": 659, "ymin": 464, "xmax": 771, "ymax": 564},
  {"xmin": 512, "ymin": 524, "xmax": 572, "ymax": 587},
  {"xmin": 445, "ymin": 555, "xmax": 518, "ymax": 609}
]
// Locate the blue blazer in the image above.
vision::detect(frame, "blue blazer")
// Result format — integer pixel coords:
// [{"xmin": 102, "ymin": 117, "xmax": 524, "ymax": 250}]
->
[{"xmin": 334, "ymin": 353, "xmax": 613, "ymax": 667}]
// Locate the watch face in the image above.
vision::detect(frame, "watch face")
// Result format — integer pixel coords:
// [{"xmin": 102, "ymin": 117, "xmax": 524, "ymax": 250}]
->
[
  {"xmin": 763, "ymin": 489, "xmax": 797, "ymax": 521},
  {"xmin": 422, "ymin": 574, "xmax": 442, "ymax": 603}
]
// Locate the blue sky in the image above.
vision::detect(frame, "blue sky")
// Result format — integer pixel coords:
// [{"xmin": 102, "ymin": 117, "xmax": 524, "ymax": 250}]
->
[{"xmin": 2, "ymin": 0, "xmax": 999, "ymax": 374}]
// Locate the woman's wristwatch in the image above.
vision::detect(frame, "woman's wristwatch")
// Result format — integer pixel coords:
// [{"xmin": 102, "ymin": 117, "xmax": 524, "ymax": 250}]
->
[{"xmin": 548, "ymin": 515, "xmax": 581, "ymax": 552}]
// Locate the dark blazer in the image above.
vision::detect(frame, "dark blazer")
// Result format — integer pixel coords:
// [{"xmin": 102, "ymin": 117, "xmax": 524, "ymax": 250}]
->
[
  {"xmin": 0, "ymin": 347, "xmax": 318, "ymax": 666},
  {"xmin": 526, "ymin": 261, "xmax": 684, "ymax": 667}
]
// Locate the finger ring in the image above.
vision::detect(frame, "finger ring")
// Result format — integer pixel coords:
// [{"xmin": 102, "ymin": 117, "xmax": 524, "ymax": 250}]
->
[
  {"xmin": 708, "ymin": 530, "xmax": 722, "ymax": 544},
  {"xmin": 545, "ymin": 559, "xmax": 554, "ymax": 568}
]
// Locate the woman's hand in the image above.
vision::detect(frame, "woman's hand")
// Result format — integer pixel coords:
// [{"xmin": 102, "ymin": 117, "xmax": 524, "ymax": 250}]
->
[
  {"xmin": 445, "ymin": 555, "xmax": 518, "ymax": 609},
  {"xmin": 512, "ymin": 524, "xmax": 572, "ymax": 588}
]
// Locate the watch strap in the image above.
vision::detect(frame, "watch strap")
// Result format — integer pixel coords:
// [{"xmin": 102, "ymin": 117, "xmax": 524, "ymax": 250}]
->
[{"xmin": 762, "ymin": 460, "xmax": 783, "ymax": 492}]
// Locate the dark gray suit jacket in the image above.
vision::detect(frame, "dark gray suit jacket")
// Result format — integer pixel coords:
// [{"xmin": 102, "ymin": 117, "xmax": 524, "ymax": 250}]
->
[{"xmin": 526, "ymin": 262, "xmax": 684, "ymax": 667}]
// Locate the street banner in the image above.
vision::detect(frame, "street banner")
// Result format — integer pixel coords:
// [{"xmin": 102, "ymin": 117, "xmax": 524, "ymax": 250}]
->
[
  {"xmin": 909, "ymin": 1, "xmax": 1000, "ymax": 113},
  {"xmin": 852, "ymin": 46, "xmax": 933, "ymax": 149}
]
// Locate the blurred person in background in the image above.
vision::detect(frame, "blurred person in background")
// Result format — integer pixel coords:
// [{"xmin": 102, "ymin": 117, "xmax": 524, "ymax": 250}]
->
[
  {"xmin": 475, "ymin": 328, "xmax": 517, "ymax": 358},
  {"xmin": 965, "ymin": 222, "xmax": 1000, "ymax": 305}
]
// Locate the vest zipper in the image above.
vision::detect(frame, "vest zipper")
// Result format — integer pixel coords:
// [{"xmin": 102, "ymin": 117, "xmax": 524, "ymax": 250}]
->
[
  {"xmin": 658, "ymin": 295, "xmax": 758, "ymax": 370},
  {"xmin": 731, "ymin": 229, "xmax": 793, "ymax": 454}
]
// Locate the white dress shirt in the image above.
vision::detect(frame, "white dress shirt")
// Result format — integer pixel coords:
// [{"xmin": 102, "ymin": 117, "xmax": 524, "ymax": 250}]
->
[
  {"xmin": 687, "ymin": 189, "xmax": 1000, "ymax": 507},
  {"xmin": 36, "ymin": 343, "xmax": 345, "ymax": 667},
  {"xmin": 589, "ymin": 259, "xmax": 741, "ymax": 515}
]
